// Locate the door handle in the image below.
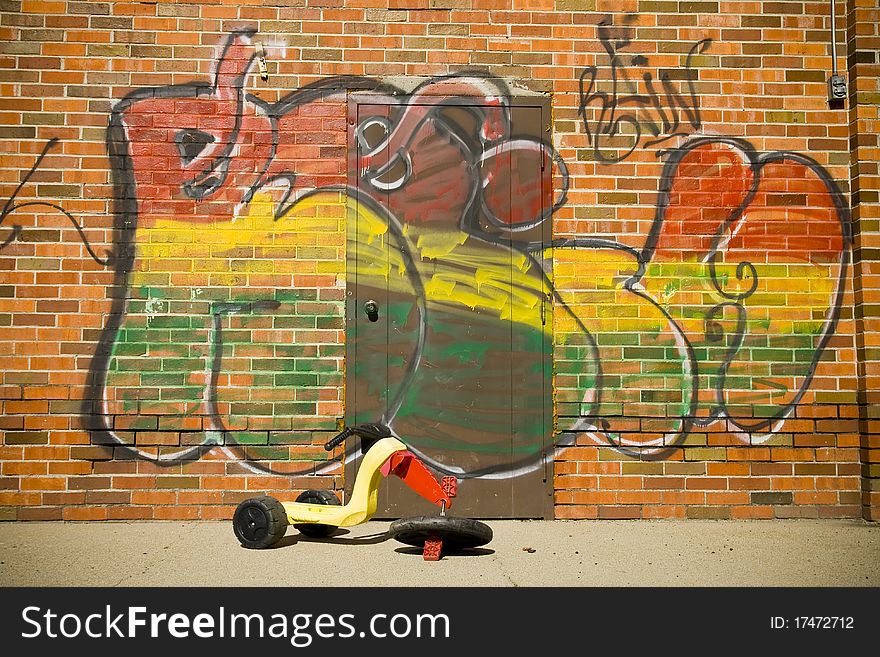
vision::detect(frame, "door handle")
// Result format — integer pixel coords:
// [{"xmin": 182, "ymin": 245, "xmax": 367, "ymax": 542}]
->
[{"xmin": 364, "ymin": 300, "xmax": 379, "ymax": 322}]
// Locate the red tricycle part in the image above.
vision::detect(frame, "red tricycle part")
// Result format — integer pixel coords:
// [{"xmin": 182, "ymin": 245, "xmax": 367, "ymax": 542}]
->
[
  {"xmin": 381, "ymin": 450, "xmax": 453, "ymax": 510},
  {"xmin": 422, "ymin": 537, "xmax": 443, "ymax": 561},
  {"xmin": 440, "ymin": 476, "xmax": 457, "ymax": 498}
]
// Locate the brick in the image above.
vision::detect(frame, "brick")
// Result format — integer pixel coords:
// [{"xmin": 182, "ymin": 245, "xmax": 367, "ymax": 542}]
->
[
  {"xmin": 69, "ymin": 2, "xmax": 111, "ymax": 14},
  {"xmin": 621, "ymin": 462, "xmax": 664, "ymax": 475},
  {"xmin": 741, "ymin": 15, "xmax": 781, "ymax": 27},
  {"xmin": 686, "ymin": 506, "xmax": 731, "ymax": 520},
  {"xmin": 764, "ymin": 2, "xmax": 804, "ymax": 14},
  {"xmin": 598, "ymin": 505, "xmax": 642, "ymax": 519},
  {"xmin": 555, "ymin": 0, "xmax": 595, "ymax": 8},
  {"xmin": 85, "ymin": 490, "xmax": 132, "ymax": 504},
  {"xmin": 42, "ymin": 492, "xmax": 86, "ymax": 505},
  {"xmin": 731, "ymin": 505, "xmax": 775, "ymax": 519},
  {"xmin": 156, "ymin": 476, "xmax": 201, "ymax": 489},
  {"xmin": 684, "ymin": 448, "xmax": 727, "ymax": 461},
  {"xmin": 67, "ymin": 476, "xmax": 112, "ymax": 490},
  {"xmin": 664, "ymin": 463, "xmax": 706, "ymax": 475},
  {"xmin": 4, "ymin": 431, "xmax": 48, "ymax": 445},
  {"xmin": 153, "ymin": 505, "xmax": 200, "ymax": 520},
  {"xmin": 63, "ymin": 506, "xmax": 108, "ymax": 521},
  {"xmin": 91, "ymin": 17, "xmax": 131, "ymax": 29},
  {"xmin": 157, "ymin": 3, "xmax": 197, "ymax": 16},
  {"xmin": 766, "ymin": 111, "xmax": 807, "ymax": 124},
  {"xmin": 18, "ymin": 506, "xmax": 63, "ymax": 521},
  {"xmin": 108, "ymin": 505, "xmax": 153, "ymax": 520},
  {"xmin": 302, "ymin": 49, "xmax": 343, "ymax": 61},
  {"xmin": 750, "ymin": 491, "xmax": 795, "ymax": 506}
]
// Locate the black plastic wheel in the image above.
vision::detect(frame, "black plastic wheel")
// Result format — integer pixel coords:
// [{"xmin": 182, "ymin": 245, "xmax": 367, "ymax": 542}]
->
[
  {"xmin": 232, "ymin": 496, "xmax": 288, "ymax": 549},
  {"xmin": 293, "ymin": 489, "xmax": 341, "ymax": 538},
  {"xmin": 390, "ymin": 516, "xmax": 493, "ymax": 550}
]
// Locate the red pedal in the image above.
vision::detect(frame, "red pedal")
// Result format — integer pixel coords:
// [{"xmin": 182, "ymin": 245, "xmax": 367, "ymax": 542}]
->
[
  {"xmin": 423, "ymin": 537, "xmax": 442, "ymax": 561},
  {"xmin": 440, "ymin": 476, "xmax": 457, "ymax": 498}
]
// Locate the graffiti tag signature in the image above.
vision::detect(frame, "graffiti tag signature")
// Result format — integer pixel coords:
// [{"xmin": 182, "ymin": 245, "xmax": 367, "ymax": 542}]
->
[{"xmin": 578, "ymin": 17, "xmax": 712, "ymax": 163}]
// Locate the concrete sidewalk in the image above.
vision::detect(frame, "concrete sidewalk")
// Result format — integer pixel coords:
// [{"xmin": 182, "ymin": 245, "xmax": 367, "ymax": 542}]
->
[{"xmin": 1, "ymin": 519, "xmax": 877, "ymax": 587}]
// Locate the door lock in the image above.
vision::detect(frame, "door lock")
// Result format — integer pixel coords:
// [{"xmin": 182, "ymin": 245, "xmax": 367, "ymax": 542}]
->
[{"xmin": 364, "ymin": 300, "xmax": 379, "ymax": 322}]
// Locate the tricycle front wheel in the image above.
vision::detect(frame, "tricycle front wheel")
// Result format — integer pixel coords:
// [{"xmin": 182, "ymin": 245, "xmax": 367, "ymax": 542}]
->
[
  {"xmin": 293, "ymin": 489, "xmax": 341, "ymax": 538},
  {"xmin": 390, "ymin": 516, "xmax": 493, "ymax": 551}
]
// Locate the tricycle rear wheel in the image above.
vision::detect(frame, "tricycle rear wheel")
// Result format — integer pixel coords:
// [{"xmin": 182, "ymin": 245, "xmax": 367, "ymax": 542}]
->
[{"xmin": 232, "ymin": 496, "xmax": 288, "ymax": 549}]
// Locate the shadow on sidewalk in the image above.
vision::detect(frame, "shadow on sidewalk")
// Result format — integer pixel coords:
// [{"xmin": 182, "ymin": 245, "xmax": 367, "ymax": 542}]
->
[
  {"xmin": 267, "ymin": 528, "xmax": 495, "ymax": 558},
  {"xmin": 269, "ymin": 528, "xmax": 392, "ymax": 549}
]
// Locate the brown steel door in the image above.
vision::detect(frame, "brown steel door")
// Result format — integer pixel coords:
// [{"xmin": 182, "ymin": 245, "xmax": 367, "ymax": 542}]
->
[{"xmin": 346, "ymin": 98, "xmax": 553, "ymax": 518}]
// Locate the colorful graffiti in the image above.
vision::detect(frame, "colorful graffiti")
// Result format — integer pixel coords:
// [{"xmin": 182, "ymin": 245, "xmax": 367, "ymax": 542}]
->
[
  {"xmin": 346, "ymin": 85, "xmax": 563, "ymax": 495},
  {"xmin": 43, "ymin": 29, "xmax": 849, "ymax": 479},
  {"xmin": 82, "ymin": 32, "xmax": 374, "ymax": 474},
  {"xmin": 554, "ymin": 138, "xmax": 850, "ymax": 457}
]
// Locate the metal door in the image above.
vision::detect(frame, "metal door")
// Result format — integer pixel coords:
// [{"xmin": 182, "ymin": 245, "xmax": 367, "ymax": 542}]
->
[{"xmin": 346, "ymin": 97, "xmax": 554, "ymax": 518}]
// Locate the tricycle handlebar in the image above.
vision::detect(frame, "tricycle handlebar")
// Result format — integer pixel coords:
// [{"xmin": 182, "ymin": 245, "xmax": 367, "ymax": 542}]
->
[{"xmin": 324, "ymin": 423, "xmax": 393, "ymax": 451}]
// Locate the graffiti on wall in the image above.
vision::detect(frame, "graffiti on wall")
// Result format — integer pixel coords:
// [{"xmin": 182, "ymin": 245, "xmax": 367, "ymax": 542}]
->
[
  {"xmin": 79, "ymin": 31, "xmax": 376, "ymax": 475},
  {"xmin": 577, "ymin": 15, "xmax": 712, "ymax": 163},
  {"xmin": 3, "ymin": 28, "xmax": 850, "ymax": 480},
  {"xmin": 0, "ymin": 137, "xmax": 111, "ymax": 265},
  {"xmin": 74, "ymin": 30, "xmax": 570, "ymax": 480},
  {"xmin": 553, "ymin": 138, "xmax": 850, "ymax": 458}
]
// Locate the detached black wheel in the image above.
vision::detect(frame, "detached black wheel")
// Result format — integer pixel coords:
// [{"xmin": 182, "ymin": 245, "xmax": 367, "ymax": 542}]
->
[
  {"xmin": 390, "ymin": 516, "xmax": 493, "ymax": 550},
  {"xmin": 233, "ymin": 496, "xmax": 288, "ymax": 549},
  {"xmin": 293, "ymin": 489, "xmax": 341, "ymax": 538}
]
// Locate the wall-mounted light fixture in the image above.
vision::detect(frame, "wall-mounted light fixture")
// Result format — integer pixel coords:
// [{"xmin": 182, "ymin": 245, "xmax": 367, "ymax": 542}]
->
[{"xmin": 255, "ymin": 41, "xmax": 269, "ymax": 82}]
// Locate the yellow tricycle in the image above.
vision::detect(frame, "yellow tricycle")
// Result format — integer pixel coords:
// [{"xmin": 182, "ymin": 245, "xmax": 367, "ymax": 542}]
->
[{"xmin": 232, "ymin": 423, "xmax": 492, "ymax": 560}]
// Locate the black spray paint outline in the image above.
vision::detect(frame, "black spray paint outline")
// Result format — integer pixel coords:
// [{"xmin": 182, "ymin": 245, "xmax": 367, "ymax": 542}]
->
[
  {"xmin": 577, "ymin": 14, "xmax": 712, "ymax": 164},
  {"xmin": 0, "ymin": 137, "xmax": 113, "ymax": 266}
]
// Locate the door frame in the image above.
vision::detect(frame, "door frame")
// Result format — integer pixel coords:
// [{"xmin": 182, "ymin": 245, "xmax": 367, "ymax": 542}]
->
[{"xmin": 344, "ymin": 92, "xmax": 555, "ymax": 520}]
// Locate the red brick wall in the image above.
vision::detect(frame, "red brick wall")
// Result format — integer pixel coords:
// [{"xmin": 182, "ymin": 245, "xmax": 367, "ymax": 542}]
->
[{"xmin": 0, "ymin": 0, "xmax": 876, "ymax": 521}]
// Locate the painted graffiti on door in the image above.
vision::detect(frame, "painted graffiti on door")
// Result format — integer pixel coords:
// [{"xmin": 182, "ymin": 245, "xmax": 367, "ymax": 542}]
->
[
  {"xmin": 1, "ymin": 28, "xmax": 847, "ymax": 477},
  {"xmin": 80, "ymin": 30, "xmax": 565, "ymax": 477},
  {"xmin": 347, "ymin": 95, "xmax": 560, "ymax": 492}
]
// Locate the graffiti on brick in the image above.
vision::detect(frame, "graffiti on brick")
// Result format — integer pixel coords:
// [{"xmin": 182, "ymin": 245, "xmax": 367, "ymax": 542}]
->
[
  {"xmin": 14, "ymin": 29, "xmax": 840, "ymax": 476},
  {"xmin": 553, "ymin": 137, "xmax": 851, "ymax": 457},
  {"xmin": 0, "ymin": 137, "xmax": 112, "ymax": 266},
  {"xmin": 577, "ymin": 14, "xmax": 712, "ymax": 163},
  {"xmin": 81, "ymin": 31, "xmax": 371, "ymax": 474}
]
